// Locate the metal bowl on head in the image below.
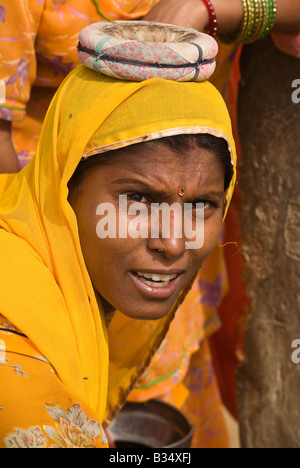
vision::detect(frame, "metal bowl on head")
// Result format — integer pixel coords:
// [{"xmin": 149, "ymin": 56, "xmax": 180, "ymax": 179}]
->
[{"xmin": 108, "ymin": 399, "xmax": 195, "ymax": 448}]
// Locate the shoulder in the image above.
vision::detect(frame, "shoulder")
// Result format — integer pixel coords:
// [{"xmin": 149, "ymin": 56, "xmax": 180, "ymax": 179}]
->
[{"xmin": 0, "ymin": 318, "xmax": 108, "ymax": 448}]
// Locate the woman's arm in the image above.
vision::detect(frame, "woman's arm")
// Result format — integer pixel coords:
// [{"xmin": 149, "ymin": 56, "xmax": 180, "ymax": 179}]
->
[
  {"xmin": 0, "ymin": 121, "xmax": 20, "ymax": 173},
  {"xmin": 0, "ymin": 0, "xmax": 44, "ymax": 174},
  {"xmin": 272, "ymin": 0, "xmax": 300, "ymax": 32},
  {"xmin": 144, "ymin": 0, "xmax": 300, "ymax": 34}
]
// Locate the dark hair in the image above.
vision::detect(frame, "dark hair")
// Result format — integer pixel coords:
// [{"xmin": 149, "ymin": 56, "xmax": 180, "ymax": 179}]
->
[
  {"xmin": 68, "ymin": 133, "xmax": 233, "ymax": 191},
  {"xmin": 152, "ymin": 134, "xmax": 233, "ymax": 191}
]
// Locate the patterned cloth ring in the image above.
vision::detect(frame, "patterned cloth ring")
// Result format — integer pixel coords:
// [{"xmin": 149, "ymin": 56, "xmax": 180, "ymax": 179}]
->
[{"xmin": 77, "ymin": 21, "xmax": 218, "ymax": 82}]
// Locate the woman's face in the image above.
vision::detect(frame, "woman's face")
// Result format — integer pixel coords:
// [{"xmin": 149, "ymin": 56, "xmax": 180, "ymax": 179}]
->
[{"xmin": 68, "ymin": 140, "xmax": 226, "ymax": 320}]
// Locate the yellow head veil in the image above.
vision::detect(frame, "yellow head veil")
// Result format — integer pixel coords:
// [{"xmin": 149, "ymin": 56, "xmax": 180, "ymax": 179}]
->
[{"xmin": 0, "ymin": 65, "xmax": 236, "ymax": 423}]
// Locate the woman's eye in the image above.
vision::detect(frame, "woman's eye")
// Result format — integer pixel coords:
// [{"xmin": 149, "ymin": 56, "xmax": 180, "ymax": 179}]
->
[
  {"xmin": 127, "ymin": 193, "xmax": 149, "ymax": 203},
  {"xmin": 192, "ymin": 200, "xmax": 210, "ymax": 210},
  {"xmin": 201, "ymin": 200, "xmax": 213, "ymax": 209},
  {"xmin": 191, "ymin": 200, "xmax": 220, "ymax": 216}
]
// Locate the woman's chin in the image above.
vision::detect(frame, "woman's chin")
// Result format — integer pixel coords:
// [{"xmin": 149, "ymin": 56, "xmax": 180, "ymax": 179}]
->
[{"xmin": 119, "ymin": 303, "xmax": 174, "ymax": 321}]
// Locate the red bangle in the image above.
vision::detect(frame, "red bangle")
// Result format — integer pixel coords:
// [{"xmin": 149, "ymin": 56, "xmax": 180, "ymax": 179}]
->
[{"xmin": 200, "ymin": 0, "xmax": 218, "ymax": 37}]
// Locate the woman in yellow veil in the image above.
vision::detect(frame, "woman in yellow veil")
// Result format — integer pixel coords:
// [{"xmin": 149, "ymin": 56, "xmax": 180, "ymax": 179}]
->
[{"xmin": 0, "ymin": 37, "xmax": 236, "ymax": 447}]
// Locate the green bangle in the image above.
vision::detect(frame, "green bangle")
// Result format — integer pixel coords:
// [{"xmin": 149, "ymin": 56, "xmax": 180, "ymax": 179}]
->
[
  {"xmin": 217, "ymin": 0, "xmax": 277, "ymax": 45},
  {"xmin": 242, "ymin": 0, "xmax": 257, "ymax": 42},
  {"xmin": 242, "ymin": 0, "xmax": 264, "ymax": 43},
  {"xmin": 253, "ymin": 0, "xmax": 265, "ymax": 41},
  {"xmin": 260, "ymin": 0, "xmax": 277, "ymax": 39}
]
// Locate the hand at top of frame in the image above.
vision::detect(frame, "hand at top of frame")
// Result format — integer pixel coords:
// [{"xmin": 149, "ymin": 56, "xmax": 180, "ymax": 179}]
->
[
  {"xmin": 142, "ymin": 0, "xmax": 210, "ymax": 32},
  {"xmin": 143, "ymin": 0, "xmax": 300, "ymax": 37},
  {"xmin": 142, "ymin": 0, "xmax": 243, "ymax": 36}
]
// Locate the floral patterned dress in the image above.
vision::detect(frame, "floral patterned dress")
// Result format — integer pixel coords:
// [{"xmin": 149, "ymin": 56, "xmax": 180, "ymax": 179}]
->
[
  {"xmin": 0, "ymin": 0, "xmax": 157, "ymax": 167},
  {"xmin": 0, "ymin": 315, "xmax": 108, "ymax": 448}
]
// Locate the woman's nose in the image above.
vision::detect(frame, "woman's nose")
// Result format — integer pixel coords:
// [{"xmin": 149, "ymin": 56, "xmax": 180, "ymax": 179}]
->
[
  {"xmin": 147, "ymin": 208, "xmax": 186, "ymax": 258},
  {"xmin": 148, "ymin": 235, "xmax": 186, "ymax": 258}
]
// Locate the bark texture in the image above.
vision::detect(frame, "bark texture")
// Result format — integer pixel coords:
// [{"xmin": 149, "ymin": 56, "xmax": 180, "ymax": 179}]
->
[{"xmin": 236, "ymin": 37, "xmax": 300, "ymax": 448}]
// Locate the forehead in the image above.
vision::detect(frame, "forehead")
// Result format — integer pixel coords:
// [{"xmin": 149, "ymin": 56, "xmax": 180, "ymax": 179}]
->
[
  {"xmin": 100, "ymin": 140, "xmax": 224, "ymax": 186},
  {"xmin": 100, "ymin": 139, "xmax": 221, "ymax": 169},
  {"xmin": 71, "ymin": 138, "xmax": 226, "ymax": 201}
]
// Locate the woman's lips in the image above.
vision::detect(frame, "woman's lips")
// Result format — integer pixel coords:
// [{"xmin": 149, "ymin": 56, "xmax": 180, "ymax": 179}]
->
[{"xmin": 129, "ymin": 270, "xmax": 184, "ymax": 299}]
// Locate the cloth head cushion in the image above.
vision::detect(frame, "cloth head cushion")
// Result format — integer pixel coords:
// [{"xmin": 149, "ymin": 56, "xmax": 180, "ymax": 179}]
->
[{"xmin": 77, "ymin": 20, "xmax": 218, "ymax": 82}]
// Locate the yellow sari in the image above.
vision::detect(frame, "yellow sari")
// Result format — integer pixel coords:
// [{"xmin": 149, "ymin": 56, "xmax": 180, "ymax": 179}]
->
[
  {"xmin": 1, "ymin": 0, "xmax": 239, "ymax": 445},
  {"xmin": 0, "ymin": 65, "xmax": 236, "ymax": 448}
]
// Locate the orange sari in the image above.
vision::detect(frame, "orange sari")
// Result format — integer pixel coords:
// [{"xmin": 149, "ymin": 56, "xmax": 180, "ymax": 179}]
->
[{"xmin": 0, "ymin": 0, "xmax": 158, "ymax": 166}]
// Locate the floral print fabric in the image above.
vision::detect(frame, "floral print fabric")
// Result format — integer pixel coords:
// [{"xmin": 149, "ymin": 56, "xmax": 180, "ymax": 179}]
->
[
  {"xmin": 4, "ymin": 403, "xmax": 106, "ymax": 448},
  {"xmin": 77, "ymin": 21, "xmax": 218, "ymax": 82},
  {"xmin": 0, "ymin": 0, "xmax": 158, "ymax": 166},
  {"xmin": 0, "ymin": 316, "xmax": 108, "ymax": 448}
]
